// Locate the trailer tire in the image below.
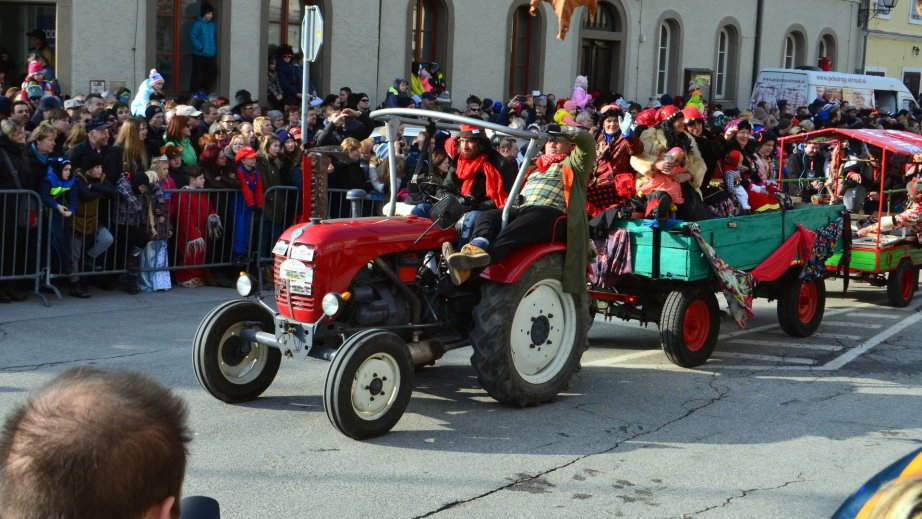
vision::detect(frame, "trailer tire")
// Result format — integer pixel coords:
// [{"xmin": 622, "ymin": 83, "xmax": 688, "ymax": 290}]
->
[
  {"xmin": 193, "ymin": 300, "xmax": 281, "ymax": 403},
  {"xmin": 887, "ymin": 258, "xmax": 917, "ymax": 308},
  {"xmin": 660, "ymin": 288, "xmax": 720, "ymax": 367},
  {"xmin": 324, "ymin": 329, "xmax": 413, "ymax": 440},
  {"xmin": 776, "ymin": 269, "xmax": 826, "ymax": 337},
  {"xmin": 470, "ymin": 254, "xmax": 589, "ymax": 407}
]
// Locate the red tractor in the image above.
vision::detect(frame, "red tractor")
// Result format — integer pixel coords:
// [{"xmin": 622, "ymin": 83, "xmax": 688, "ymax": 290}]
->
[{"xmin": 192, "ymin": 110, "xmax": 591, "ymax": 439}]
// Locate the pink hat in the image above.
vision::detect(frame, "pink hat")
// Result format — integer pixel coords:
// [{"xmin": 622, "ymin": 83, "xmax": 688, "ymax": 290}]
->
[{"xmin": 27, "ymin": 61, "xmax": 44, "ymax": 77}]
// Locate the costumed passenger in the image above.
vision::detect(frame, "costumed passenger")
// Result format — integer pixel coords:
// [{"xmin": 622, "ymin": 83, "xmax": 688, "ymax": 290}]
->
[
  {"xmin": 554, "ymin": 100, "xmax": 582, "ymax": 128},
  {"xmin": 638, "ymin": 147, "xmax": 686, "ymax": 221},
  {"xmin": 571, "ymin": 75, "xmax": 591, "ymax": 109},
  {"xmin": 442, "ymin": 124, "xmax": 594, "ymax": 292},
  {"xmin": 586, "ymin": 107, "xmax": 642, "ymax": 217},
  {"xmin": 630, "ymin": 105, "xmax": 708, "ymax": 222},
  {"xmin": 856, "ymin": 179, "xmax": 922, "ymax": 241}
]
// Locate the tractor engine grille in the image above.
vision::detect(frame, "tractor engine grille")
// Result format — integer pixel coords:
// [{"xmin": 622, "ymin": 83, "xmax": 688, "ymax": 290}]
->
[{"xmin": 274, "ymin": 254, "xmax": 315, "ymax": 312}]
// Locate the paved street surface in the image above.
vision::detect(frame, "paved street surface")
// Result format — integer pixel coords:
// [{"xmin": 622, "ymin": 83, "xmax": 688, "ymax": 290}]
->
[{"xmin": 0, "ymin": 278, "xmax": 920, "ymax": 518}]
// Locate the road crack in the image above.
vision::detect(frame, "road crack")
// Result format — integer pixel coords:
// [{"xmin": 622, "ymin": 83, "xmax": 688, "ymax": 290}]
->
[
  {"xmin": 689, "ymin": 472, "xmax": 806, "ymax": 516},
  {"xmin": 413, "ymin": 373, "xmax": 732, "ymax": 518},
  {"xmin": 0, "ymin": 348, "xmax": 174, "ymax": 373}
]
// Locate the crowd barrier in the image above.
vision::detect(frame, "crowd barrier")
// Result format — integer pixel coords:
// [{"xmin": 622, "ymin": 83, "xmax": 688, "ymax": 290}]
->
[{"xmin": 0, "ymin": 186, "xmax": 381, "ymax": 305}]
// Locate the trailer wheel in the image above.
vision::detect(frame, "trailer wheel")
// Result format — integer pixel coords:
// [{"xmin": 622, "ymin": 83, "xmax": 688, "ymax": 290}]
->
[
  {"xmin": 776, "ymin": 270, "xmax": 826, "ymax": 337},
  {"xmin": 470, "ymin": 254, "xmax": 589, "ymax": 407},
  {"xmin": 192, "ymin": 300, "xmax": 281, "ymax": 402},
  {"xmin": 660, "ymin": 288, "xmax": 720, "ymax": 367},
  {"xmin": 887, "ymin": 258, "xmax": 917, "ymax": 308},
  {"xmin": 323, "ymin": 329, "xmax": 413, "ymax": 440}
]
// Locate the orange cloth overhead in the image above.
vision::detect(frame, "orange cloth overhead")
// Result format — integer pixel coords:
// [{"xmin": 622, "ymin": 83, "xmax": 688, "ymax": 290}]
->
[{"xmin": 529, "ymin": 0, "xmax": 598, "ymax": 40}]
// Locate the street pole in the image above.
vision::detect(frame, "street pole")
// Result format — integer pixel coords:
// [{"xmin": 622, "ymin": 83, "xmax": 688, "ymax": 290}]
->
[
  {"xmin": 300, "ymin": 8, "xmax": 314, "ymax": 145},
  {"xmin": 860, "ymin": 0, "xmax": 870, "ymax": 73}
]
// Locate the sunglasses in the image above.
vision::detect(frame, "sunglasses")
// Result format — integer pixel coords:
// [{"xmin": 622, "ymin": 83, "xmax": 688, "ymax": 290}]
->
[
  {"xmin": 216, "ymin": 129, "xmax": 228, "ymax": 135},
  {"xmin": 468, "ymin": 107, "xmax": 481, "ymax": 112},
  {"xmin": 360, "ymin": 99, "xmax": 369, "ymax": 103},
  {"xmin": 222, "ymin": 119, "xmax": 237, "ymax": 124}
]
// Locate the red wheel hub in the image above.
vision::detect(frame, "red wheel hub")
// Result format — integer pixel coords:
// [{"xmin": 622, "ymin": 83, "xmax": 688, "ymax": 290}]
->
[
  {"xmin": 683, "ymin": 300, "xmax": 710, "ymax": 352},
  {"xmin": 797, "ymin": 280, "xmax": 817, "ymax": 324},
  {"xmin": 900, "ymin": 267, "xmax": 915, "ymax": 301}
]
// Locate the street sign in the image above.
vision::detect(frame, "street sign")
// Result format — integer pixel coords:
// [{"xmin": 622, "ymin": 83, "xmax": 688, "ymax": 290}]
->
[{"xmin": 302, "ymin": 6, "xmax": 323, "ymax": 63}]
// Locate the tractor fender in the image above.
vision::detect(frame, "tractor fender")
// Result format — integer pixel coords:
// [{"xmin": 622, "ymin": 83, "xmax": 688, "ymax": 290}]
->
[{"xmin": 480, "ymin": 243, "xmax": 567, "ymax": 284}]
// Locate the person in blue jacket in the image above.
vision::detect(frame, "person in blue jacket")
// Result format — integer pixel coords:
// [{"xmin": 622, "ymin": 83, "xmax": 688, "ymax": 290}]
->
[
  {"xmin": 39, "ymin": 157, "xmax": 77, "ymax": 276},
  {"xmin": 189, "ymin": 3, "xmax": 217, "ymax": 94}
]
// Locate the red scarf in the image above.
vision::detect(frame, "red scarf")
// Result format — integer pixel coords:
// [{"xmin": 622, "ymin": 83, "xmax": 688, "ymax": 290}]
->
[
  {"xmin": 455, "ymin": 153, "xmax": 509, "ymax": 208},
  {"xmin": 536, "ymin": 153, "xmax": 568, "ymax": 172}
]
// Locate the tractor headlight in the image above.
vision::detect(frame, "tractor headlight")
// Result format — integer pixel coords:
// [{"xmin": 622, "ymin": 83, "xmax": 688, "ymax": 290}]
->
[
  {"xmin": 236, "ymin": 273, "xmax": 257, "ymax": 297},
  {"xmin": 321, "ymin": 292, "xmax": 350, "ymax": 318}
]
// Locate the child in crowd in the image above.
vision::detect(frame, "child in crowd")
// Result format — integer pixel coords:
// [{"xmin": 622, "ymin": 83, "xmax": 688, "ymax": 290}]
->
[
  {"xmin": 716, "ymin": 150, "xmax": 750, "ymax": 213},
  {"xmin": 175, "ymin": 168, "xmax": 221, "ymax": 288},
  {"xmin": 70, "ymin": 154, "xmax": 118, "ymax": 298},
  {"xmin": 232, "ymin": 146, "xmax": 263, "ymax": 266},
  {"xmin": 640, "ymin": 146, "xmax": 685, "ymax": 206},
  {"xmin": 39, "ymin": 157, "xmax": 76, "ymax": 275},
  {"xmin": 19, "ymin": 61, "xmax": 53, "ymax": 103}
]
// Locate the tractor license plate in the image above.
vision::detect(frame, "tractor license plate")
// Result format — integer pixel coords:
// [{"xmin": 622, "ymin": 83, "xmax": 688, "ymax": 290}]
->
[
  {"xmin": 279, "ymin": 259, "xmax": 314, "ymax": 283},
  {"xmin": 289, "ymin": 281, "xmax": 312, "ymax": 296}
]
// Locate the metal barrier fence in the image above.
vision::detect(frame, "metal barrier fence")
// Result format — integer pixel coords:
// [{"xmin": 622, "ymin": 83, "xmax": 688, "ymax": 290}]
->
[
  {"xmin": 2, "ymin": 186, "xmax": 382, "ymax": 303},
  {"xmin": 0, "ymin": 190, "xmax": 46, "ymax": 305}
]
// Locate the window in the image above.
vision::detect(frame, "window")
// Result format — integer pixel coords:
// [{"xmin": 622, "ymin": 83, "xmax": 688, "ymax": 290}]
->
[
  {"xmin": 716, "ymin": 29, "xmax": 728, "ymax": 98},
  {"xmin": 656, "ymin": 23, "xmax": 671, "ymax": 95},
  {"xmin": 783, "ymin": 31, "xmax": 805, "ymax": 69},
  {"xmin": 411, "ymin": 0, "xmax": 439, "ymax": 63},
  {"xmin": 269, "ymin": 0, "xmax": 303, "ymax": 53},
  {"xmin": 156, "ymin": 0, "xmax": 214, "ymax": 95},
  {"xmin": 910, "ymin": 0, "xmax": 922, "ymax": 24},
  {"xmin": 784, "ymin": 34, "xmax": 796, "ymax": 69},
  {"xmin": 509, "ymin": 5, "xmax": 540, "ymax": 96},
  {"xmin": 818, "ymin": 34, "xmax": 836, "ymax": 70},
  {"xmin": 875, "ymin": 0, "xmax": 892, "ymax": 19}
]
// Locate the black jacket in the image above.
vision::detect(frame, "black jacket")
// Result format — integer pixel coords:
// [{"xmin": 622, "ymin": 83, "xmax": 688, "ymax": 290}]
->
[{"xmin": 65, "ymin": 140, "xmax": 120, "ymax": 185}]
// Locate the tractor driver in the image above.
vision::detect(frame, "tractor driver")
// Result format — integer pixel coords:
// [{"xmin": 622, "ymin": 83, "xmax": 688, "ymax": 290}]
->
[{"xmin": 443, "ymin": 124, "xmax": 595, "ymax": 292}]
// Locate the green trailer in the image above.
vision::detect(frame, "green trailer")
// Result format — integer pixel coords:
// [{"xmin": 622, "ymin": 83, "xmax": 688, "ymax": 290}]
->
[
  {"xmin": 777, "ymin": 128, "xmax": 922, "ymax": 308},
  {"xmin": 589, "ymin": 204, "xmax": 845, "ymax": 367}
]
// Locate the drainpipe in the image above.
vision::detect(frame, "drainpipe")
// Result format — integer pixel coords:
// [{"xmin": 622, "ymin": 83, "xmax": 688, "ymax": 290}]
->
[
  {"xmin": 860, "ymin": 0, "xmax": 870, "ymax": 73},
  {"xmin": 752, "ymin": 0, "xmax": 764, "ymax": 81}
]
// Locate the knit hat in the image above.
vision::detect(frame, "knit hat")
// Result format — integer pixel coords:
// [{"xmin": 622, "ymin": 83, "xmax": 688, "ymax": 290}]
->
[
  {"xmin": 26, "ymin": 85, "xmax": 43, "ymax": 99},
  {"xmin": 289, "ymin": 127, "xmax": 302, "ymax": 141},
  {"xmin": 149, "ymin": 69, "xmax": 164, "ymax": 84},
  {"xmin": 411, "ymin": 94, "xmax": 422, "ymax": 105},
  {"xmin": 27, "ymin": 61, "xmax": 44, "ymax": 77},
  {"xmin": 131, "ymin": 171, "xmax": 150, "ymax": 190},
  {"xmin": 47, "ymin": 157, "xmax": 71, "ymax": 178},
  {"xmin": 267, "ymin": 110, "xmax": 284, "ymax": 120},
  {"xmin": 38, "ymin": 96, "xmax": 61, "ymax": 112},
  {"xmin": 235, "ymin": 146, "xmax": 258, "ymax": 162},
  {"xmin": 201, "ymin": 3, "xmax": 214, "ymax": 16},
  {"xmin": 145, "ymin": 105, "xmax": 164, "ymax": 120},
  {"xmin": 723, "ymin": 150, "xmax": 743, "ymax": 168},
  {"xmin": 275, "ymin": 128, "xmax": 293, "ymax": 144},
  {"xmin": 80, "ymin": 153, "xmax": 103, "ymax": 171},
  {"xmin": 374, "ymin": 142, "xmax": 390, "ymax": 160}
]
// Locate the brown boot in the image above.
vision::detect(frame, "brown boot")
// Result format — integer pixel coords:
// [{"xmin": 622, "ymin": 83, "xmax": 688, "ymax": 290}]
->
[
  {"xmin": 445, "ymin": 243, "xmax": 490, "ymax": 286},
  {"xmin": 442, "ymin": 242, "xmax": 467, "ymax": 286}
]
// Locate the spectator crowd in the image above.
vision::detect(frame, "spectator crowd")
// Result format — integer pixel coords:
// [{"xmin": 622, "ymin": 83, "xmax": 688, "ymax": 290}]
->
[{"xmin": 3, "ymin": 14, "xmax": 922, "ymax": 304}]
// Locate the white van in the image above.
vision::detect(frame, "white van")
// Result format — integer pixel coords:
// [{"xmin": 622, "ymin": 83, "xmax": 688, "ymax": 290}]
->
[{"xmin": 750, "ymin": 68, "xmax": 918, "ymax": 113}]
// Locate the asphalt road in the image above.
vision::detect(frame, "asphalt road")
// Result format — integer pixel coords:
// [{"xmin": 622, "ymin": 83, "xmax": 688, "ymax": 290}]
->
[{"xmin": 0, "ymin": 278, "xmax": 920, "ymax": 518}]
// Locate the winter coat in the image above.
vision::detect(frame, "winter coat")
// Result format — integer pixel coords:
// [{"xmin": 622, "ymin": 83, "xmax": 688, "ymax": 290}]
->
[
  {"xmin": 39, "ymin": 168, "xmax": 77, "ymax": 212},
  {"xmin": 630, "ymin": 127, "xmax": 707, "ymax": 197},
  {"xmin": 189, "ymin": 16, "xmax": 216, "ymax": 58},
  {"xmin": 131, "ymin": 79, "xmax": 157, "ymax": 118},
  {"xmin": 73, "ymin": 171, "xmax": 117, "ymax": 235},
  {"xmin": 276, "ymin": 60, "xmax": 302, "ymax": 105},
  {"xmin": 0, "ymin": 136, "xmax": 32, "ymax": 228},
  {"xmin": 65, "ymin": 140, "xmax": 120, "ymax": 185},
  {"xmin": 176, "ymin": 187, "xmax": 216, "ymax": 246},
  {"xmin": 257, "ymin": 155, "xmax": 287, "ymax": 223}
]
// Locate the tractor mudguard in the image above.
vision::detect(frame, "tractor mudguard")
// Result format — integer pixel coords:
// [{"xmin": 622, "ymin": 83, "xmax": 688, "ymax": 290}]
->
[{"xmin": 480, "ymin": 243, "xmax": 567, "ymax": 284}]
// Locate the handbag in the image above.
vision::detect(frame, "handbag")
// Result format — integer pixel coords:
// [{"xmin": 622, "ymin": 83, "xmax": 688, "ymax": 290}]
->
[{"xmin": 0, "ymin": 147, "xmax": 39, "ymax": 229}]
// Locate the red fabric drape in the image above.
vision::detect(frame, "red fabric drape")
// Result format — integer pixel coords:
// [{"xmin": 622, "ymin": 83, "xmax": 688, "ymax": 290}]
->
[{"xmin": 749, "ymin": 225, "xmax": 815, "ymax": 282}]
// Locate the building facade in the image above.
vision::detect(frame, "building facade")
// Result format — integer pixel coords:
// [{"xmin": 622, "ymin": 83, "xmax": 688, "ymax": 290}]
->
[
  {"xmin": 0, "ymin": 0, "xmax": 870, "ymax": 110},
  {"xmin": 863, "ymin": 0, "xmax": 922, "ymax": 96}
]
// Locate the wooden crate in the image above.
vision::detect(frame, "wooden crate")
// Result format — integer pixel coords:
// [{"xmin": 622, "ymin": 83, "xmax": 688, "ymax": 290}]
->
[{"xmin": 614, "ymin": 205, "xmax": 844, "ymax": 281}]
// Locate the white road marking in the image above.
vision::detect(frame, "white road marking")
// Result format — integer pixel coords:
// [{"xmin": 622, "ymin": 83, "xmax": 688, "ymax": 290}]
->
[
  {"xmin": 845, "ymin": 312, "xmax": 901, "ymax": 319},
  {"xmin": 582, "ymin": 349, "xmax": 661, "ymax": 367},
  {"xmin": 821, "ymin": 312, "xmax": 922, "ymax": 370},
  {"xmin": 727, "ymin": 339, "xmax": 842, "ymax": 352},
  {"xmin": 821, "ymin": 321, "xmax": 883, "ymax": 329},
  {"xmin": 812, "ymin": 332, "xmax": 862, "ymax": 340},
  {"xmin": 712, "ymin": 352, "xmax": 815, "ymax": 365}
]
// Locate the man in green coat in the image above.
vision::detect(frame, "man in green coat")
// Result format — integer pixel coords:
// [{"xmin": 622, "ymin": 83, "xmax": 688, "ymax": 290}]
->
[{"xmin": 444, "ymin": 124, "xmax": 594, "ymax": 293}]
